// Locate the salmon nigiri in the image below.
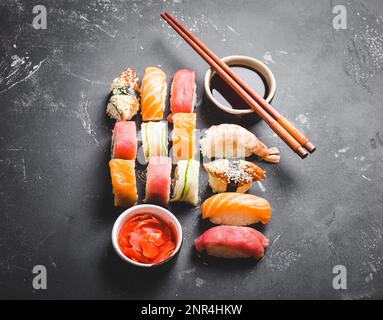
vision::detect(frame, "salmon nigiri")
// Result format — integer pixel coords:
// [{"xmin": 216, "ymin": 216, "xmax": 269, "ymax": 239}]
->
[
  {"xmin": 201, "ymin": 192, "xmax": 271, "ymax": 225},
  {"xmin": 109, "ymin": 159, "xmax": 138, "ymax": 208},
  {"xmin": 172, "ymin": 112, "xmax": 196, "ymax": 163},
  {"xmin": 195, "ymin": 226, "xmax": 269, "ymax": 259},
  {"xmin": 200, "ymin": 124, "xmax": 280, "ymax": 163},
  {"xmin": 141, "ymin": 67, "xmax": 167, "ymax": 121}
]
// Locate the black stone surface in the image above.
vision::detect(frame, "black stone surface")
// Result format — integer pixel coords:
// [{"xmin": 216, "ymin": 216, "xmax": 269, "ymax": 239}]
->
[{"xmin": 0, "ymin": 0, "xmax": 382, "ymax": 300}]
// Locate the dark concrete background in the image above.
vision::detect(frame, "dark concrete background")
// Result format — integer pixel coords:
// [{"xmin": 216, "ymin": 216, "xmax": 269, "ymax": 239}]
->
[{"xmin": 0, "ymin": 0, "xmax": 382, "ymax": 299}]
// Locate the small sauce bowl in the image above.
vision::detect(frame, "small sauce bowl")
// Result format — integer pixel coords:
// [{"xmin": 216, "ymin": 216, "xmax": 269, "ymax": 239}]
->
[
  {"xmin": 204, "ymin": 55, "xmax": 276, "ymax": 115},
  {"xmin": 111, "ymin": 204, "xmax": 183, "ymax": 268}
]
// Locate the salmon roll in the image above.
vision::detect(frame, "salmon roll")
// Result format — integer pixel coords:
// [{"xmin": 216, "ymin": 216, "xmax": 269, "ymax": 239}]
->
[
  {"xmin": 109, "ymin": 159, "xmax": 138, "ymax": 207},
  {"xmin": 167, "ymin": 69, "xmax": 196, "ymax": 123},
  {"xmin": 172, "ymin": 113, "xmax": 196, "ymax": 164},
  {"xmin": 141, "ymin": 67, "xmax": 167, "ymax": 121},
  {"xmin": 111, "ymin": 121, "xmax": 137, "ymax": 160}
]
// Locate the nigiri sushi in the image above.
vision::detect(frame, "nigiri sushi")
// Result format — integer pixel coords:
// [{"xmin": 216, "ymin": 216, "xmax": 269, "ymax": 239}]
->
[
  {"xmin": 141, "ymin": 67, "xmax": 167, "ymax": 121},
  {"xmin": 167, "ymin": 69, "xmax": 196, "ymax": 122},
  {"xmin": 111, "ymin": 121, "xmax": 137, "ymax": 160},
  {"xmin": 203, "ymin": 159, "xmax": 265, "ymax": 193},
  {"xmin": 200, "ymin": 124, "xmax": 280, "ymax": 163},
  {"xmin": 145, "ymin": 156, "xmax": 172, "ymax": 206},
  {"xmin": 109, "ymin": 159, "xmax": 138, "ymax": 207},
  {"xmin": 201, "ymin": 192, "xmax": 271, "ymax": 225},
  {"xmin": 172, "ymin": 113, "xmax": 196, "ymax": 163},
  {"xmin": 195, "ymin": 226, "xmax": 269, "ymax": 259},
  {"xmin": 107, "ymin": 68, "xmax": 140, "ymax": 121},
  {"xmin": 141, "ymin": 121, "xmax": 168, "ymax": 161},
  {"xmin": 171, "ymin": 159, "xmax": 199, "ymax": 205}
]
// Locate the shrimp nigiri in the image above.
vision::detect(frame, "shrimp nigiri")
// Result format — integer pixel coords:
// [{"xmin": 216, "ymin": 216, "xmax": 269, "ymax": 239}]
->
[{"xmin": 200, "ymin": 123, "xmax": 280, "ymax": 163}]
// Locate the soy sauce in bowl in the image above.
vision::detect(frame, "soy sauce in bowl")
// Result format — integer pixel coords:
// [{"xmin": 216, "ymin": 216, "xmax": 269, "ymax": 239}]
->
[{"xmin": 210, "ymin": 65, "xmax": 269, "ymax": 111}]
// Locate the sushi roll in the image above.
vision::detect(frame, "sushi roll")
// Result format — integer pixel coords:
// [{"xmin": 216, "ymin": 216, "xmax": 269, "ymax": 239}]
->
[
  {"xmin": 141, "ymin": 121, "xmax": 168, "ymax": 161},
  {"xmin": 167, "ymin": 69, "xmax": 196, "ymax": 123},
  {"xmin": 106, "ymin": 68, "xmax": 140, "ymax": 121},
  {"xmin": 203, "ymin": 159, "xmax": 265, "ymax": 193},
  {"xmin": 111, "ymin": 121, "xmax": 137, "ymax": 160},
  {"xmin": 141, "ymin": 67, "xmax": 167, "ymax": 121},
  {"xmin": 171, "ymin": 159, "xmax": 199, "ymax": 206},
  {"xmin": 172, "ymin": 113, "xmax": 196, "ymax": 164},
  {"xmin": 200, "ymin": 124, "xmax": 280, "ymax": 163},
  {"xmin": 194, "ymin": 226, "xmax": 269, "ymax": 259},
  {"xmin": 144, "ymin": 156, "xmax": 172, "ymax": 206},
  {"xmin": 201, "ymin": 192, "xmax": 271, "ymax": 225},
  {"xmin": 109, "ymin": 159, "xmax": 138, "ymax": 208}
]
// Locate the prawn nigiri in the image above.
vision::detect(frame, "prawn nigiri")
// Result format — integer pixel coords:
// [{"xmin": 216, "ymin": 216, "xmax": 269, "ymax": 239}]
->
[
  {"xmin": 201, "ymin": 192, "xmax": 271, "ymax": 225},
  {"xmin": 111, "ymin": 121, "xmax": 137, "ymax": 160},
  {"xmin": 203, "ymin": 159, "xmax": 265, "ymax": 193},
  {"xmin": 109, "ymin": 159, "xmax": 138, "ymax": 208},
  {"xmin": 195, "ymin": 226, "xmax": 269, "ymax": 259},
  {"xmin": 106, "ymin": 68, "xmax": 140, "ymax": 121},
  {"xmin": 145, "ymin": 156, "xmax": 172, "ymax": 206},
  {"xmin": 172, "ymin": 112, "xmax": 196, "ymax": 163},
  {"xmin": 167, "ymin": 69, "xmax": 196, "ymax": 122},
  {"xmin": 200, "ymin": 123, "xmax": 280, "ymax": 163},
  {"xmin": 141, "ymin": 67, "xmax": 167, "ymax": 121}
]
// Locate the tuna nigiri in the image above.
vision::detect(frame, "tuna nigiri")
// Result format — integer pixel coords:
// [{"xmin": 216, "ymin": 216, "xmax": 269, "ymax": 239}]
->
[
  {"xmin": 111, "ymin": 121, "xmax": 137, "ymax": 160},
  {"xmin": 109, "ymin": 159, "xmax": 138, "ymax": 207},
  {"xmin": 167, "ymin": 69, "xmax": 196, "ymax": 122},
  {"xmin": 200, "ymin": 123, "xmax": 280, "ymax": 163},
  {"xmin": 201, "ymin": 192, "xmax": 271, "ymax": 225},
  {"xmin": 172, "ymin": 112, "xmax": 196, "ymax": 163},
  {"xmin": 106, "ymin": 68, "xmax": 140, "ymax": 121},
  {"xmin": 195, "ymin": 226, "xmax": 269, "ymax": 259},
  {"xmin": 203, "ymin": 159, "xmax": 265, "ymax": 193},
  {"xmin": 141, "ymin": 67, "xmax": 167, "ymax": 121},
  {"xmin": 145, "ymin": 156, "xmax": 172, "ymax": 206}
]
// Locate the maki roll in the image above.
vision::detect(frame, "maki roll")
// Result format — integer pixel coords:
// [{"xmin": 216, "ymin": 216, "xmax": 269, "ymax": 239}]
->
[
  {"xmin": 144, "ymin": 156, "xmax": 172, "ymax": 206},
  {"xmin": 172, "ymin": 113, "xmax": 196, "ymax": 164},
  {"xmin": 111, "ymin": 121, "xmax": 137, "ymax": 160},
  {"xmin": 106, "ymin": 68, "xmax": 140, "ymax": 121},
  {"xmin": 141, "ymin": 121, "xmax": 168, "ymax": 161},
  {"xmin": 171, "ymin": 159, "xmax": 199, "ymax": 206},
  {"xmin": 109, "ymin": 159, "xmax": 138, "ymax": 208}
]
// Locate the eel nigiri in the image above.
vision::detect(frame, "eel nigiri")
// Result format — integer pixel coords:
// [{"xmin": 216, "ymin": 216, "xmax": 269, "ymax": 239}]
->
[
  {"xmin": 145, "ymin": 156, "xmax": 172, "ymax": 206},
  {"xmin": 109, "ymin": 159, "xmax": 138, "ymax": 208},
  {"xmin": 201, "ymin": 192, "xmax": 271, "ymax": 225},
  {"xmin": 167, "ymin": 69, "xmax": 196, "ymax": 122},
  {"xmin": 200, "ymin": 123, "xmax": 280, "ymax": 163},
  {"xmin": 111, "ymin": 121, "xmax": 137, "ymax": 160},
  {"xmin": 171, "ymin": 159, "xmax": 200, "ymax": 205},
  {"xmin": 172, "ymin": 112, "xmax": 196, "ymax": 164},
  {"xmin": 141, "ymin": 121, "xmax": 168, "ymax": 161},
  {"xmin": 141, "ymin": 67, "xmax": 167, "ymax": 121},
  {"xmin": 203, "ymin": 159, "xmax": 265, "ymax": 193},
  {"xmin": 195, "ymin": 226, "xmax": 269, "ymax": 259},
  {"xmin": 107, "ymin": 68, "xmax": 140, "ymax": 121}
]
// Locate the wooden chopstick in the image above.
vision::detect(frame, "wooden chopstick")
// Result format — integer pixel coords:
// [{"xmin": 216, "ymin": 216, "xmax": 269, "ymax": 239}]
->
[
  {"xmin": 161, "ymin": 12, "xmax": 309, "ymax": 159},
  {"xmin": 163, "ymin": 12, "xmax": 315, "ymax": 155}
]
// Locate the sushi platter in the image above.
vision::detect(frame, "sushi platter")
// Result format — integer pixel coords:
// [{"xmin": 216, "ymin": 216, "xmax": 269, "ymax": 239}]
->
[{"xmin": 105, "ymin": 13, "xmax": 313, "ymax": 267}]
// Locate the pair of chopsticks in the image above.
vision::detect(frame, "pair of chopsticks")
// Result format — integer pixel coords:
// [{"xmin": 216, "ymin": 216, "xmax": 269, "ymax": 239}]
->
[{"xmin": 161, "ymin": 12, "xmax": 316, "ymax": 159}]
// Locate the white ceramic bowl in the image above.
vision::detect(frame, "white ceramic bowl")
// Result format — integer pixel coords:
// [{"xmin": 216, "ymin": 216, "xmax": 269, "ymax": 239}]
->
[
  {"xmin": 111, "ymin": 204, "xmax": 183, "ymax": 268},
  {"xmin": 204, "ymin": 55, "xmax": 276, "ymax": 115}
]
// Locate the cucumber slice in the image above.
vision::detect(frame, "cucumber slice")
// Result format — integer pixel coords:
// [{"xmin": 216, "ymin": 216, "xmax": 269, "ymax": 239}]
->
[
  {"xmin": 141, "ymin": 122, "xmax": 168, "ymax": 161},
  {"xmin": 171, "ymin": 159, "xmax": 199, "ymax": 205}
]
